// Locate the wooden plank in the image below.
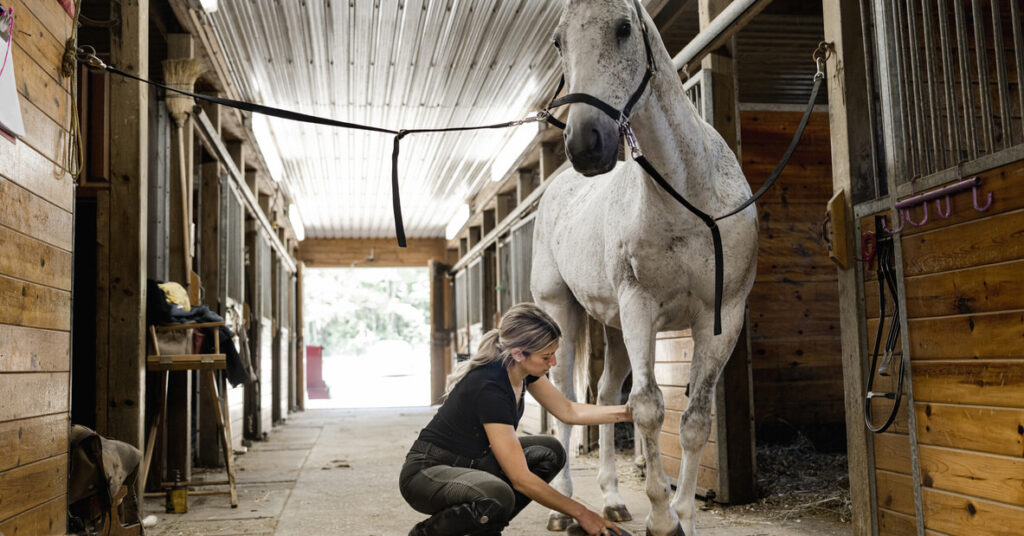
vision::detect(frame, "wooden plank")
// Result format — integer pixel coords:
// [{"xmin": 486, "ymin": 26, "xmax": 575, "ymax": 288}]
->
[
  {"xmin": 0, "ymin": 274, "xmax": 71, "ymax": 331},
  {"xmin": 0, "ymin": 133, "xmax": 74, "ymax": 211},
  {"xmin": 898, "ymin": 160, "xmax": 1024, "ymax": 237},
  {"xmin": 0, "ymin": 178, "xmax": 72, "ymax": 251},
  {"xmin": 13, "ymin": 40, "xmax": 70, "ymax": 128},
  {"xmin": 751, "ymin": 336, "xmax": 842, "ymax": 369},
  {"xmin": 915, "ymin": 402, "xmax": 1024, "ymax": 457},
  {"xmin": 901, "ymin": 260, "xmax": 1024, "ymax": 318},
  {"xmin": 656, "ymin": 330, "xmax": 692, "ymax": 340},
  {"xmin": 17, "ymin": 0, "xmax": 73, "ymax": 43},
  {"xmin": 918, "ymin": 444, "xmax": 1024, "ymax": 505},
  {"xmin": 0, "ymin": 225, "xmax": 72, "ymax": 290},
  {"xmin": 0, "ymin": 373, "xmax": 68, "ymax": 422},
  {"xmin": 877, "ymin": 508, "xmax": 917, "ymax": 536},
  {"xmin": 654, "ymin": 336, "xmax": 694, "ymax": 363},
  {"xmin": 875, "ymin": 470, "xmax": 916, "ymax": 517},
  {"xmin": 9, "ymin": 0, "xmax": 66, "ymax": 83},
  {"xmin": 750, "ymin": 283, "xmax": 840, "ymax": 340},
  {"xmin": 0, "ymin": 325, "xmax": 69, "ymax": 372},
  {"xmin": 901, "ymin": 208, "xmax": 1024, "ymax": 277},
  {"xmin": 873, "ymin": 432, "xmax": 912, "ymax": 475},
  {"xmin": 0, "ymin": 414, "xmax": 67, "ymax": 473},
  {"xmin": 662, "ymin": 409, "xmax": 718, "ymax": 438},
  {"xmin": 0, "ymin": 455, "xmax": 66, "ymax": 523},
  {"xmin": 907, "ymin": 311, "xmax": 1024, "ymax": 360},
  {"xmin": 15, "ymin": 89, "xmax": 69, "ymax": 169},
  {"xmin": 0, "ymin": 496, "xmax": 65, "ymax": 536},
  {"xmin": 299, "ymin": 238, "xmax": 449, "ymax": 267},
  {"xmin": 922, "ymin": 486, "xmax": 1024, "ymax": 536},
  {"xmin": 654, "ymin": 362, "xmax": 691, "ymax": 388},
  {"xmin": 659, "ymin": 431, "xmax": 718, "ymax": 469},
  {"xmin": 912, "ymin": 360, "xmax": 1024, "ymax": 407}
]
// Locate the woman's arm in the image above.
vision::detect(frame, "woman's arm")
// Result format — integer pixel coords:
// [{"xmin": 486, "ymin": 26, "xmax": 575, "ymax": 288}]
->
[
  {"xmin": 527, "ymin": 376, "xmax": 631, "ymax": 426},
  {"xmin": 484, "ymin": 422, "xmax": 622, "ymax": 535}
]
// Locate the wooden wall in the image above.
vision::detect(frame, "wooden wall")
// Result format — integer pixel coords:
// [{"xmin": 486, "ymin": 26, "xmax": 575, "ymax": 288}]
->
[
  {"xmin": 863, "ymin": 160, "xmax": 1024, "ymax": 535},
  {"xmin": 0, "ymin": 0, "xmax": 74, "ymax": 532},
  {"xmin": 740, "ymin": 110, "xmax": 844, "ymax": 435}
]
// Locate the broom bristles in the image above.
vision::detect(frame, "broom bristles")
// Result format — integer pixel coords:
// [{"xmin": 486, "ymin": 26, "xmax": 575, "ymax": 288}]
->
[{"xmin": 162, "ymin": 58, "xmax": 206, "ymax": 124}]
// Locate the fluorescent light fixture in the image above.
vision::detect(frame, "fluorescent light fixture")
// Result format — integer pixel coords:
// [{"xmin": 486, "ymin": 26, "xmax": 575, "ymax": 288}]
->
[
  {"xmin": 288, "ymin": 203, "xmax": 306, "ymax": 242},
  {"xmin": 252, "ymin": 114, "xmax": 285, "ymax": 183},
  {"xmin": 444, "ymin": 204, "xmax": 471, "ymax": 240},
  {"xmin": 198, "ymin": 0, "xmax": 218, "ymax": 13},
  {"xmin": 490, "ymin": 123, "xmax": 538, "ymax": 182}
]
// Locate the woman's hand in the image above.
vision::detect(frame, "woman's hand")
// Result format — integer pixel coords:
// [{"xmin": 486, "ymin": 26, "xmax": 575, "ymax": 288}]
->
[{"xmin": 576, "ymin": 508, "xmax": 624, "ymax": 535}]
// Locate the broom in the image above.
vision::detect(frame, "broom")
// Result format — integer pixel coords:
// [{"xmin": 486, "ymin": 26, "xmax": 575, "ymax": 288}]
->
[{"xmin": 161, "ymin": 58, "xmax": 205, "ymax": 284}]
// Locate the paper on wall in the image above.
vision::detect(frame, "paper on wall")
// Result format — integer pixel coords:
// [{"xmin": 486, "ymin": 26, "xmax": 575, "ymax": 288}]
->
[{"xmin": 0, "ymin": 15, "xmax": 26, "ymax": 140}]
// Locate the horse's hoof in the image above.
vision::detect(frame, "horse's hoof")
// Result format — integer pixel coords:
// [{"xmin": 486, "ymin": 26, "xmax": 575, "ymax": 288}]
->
[
  {"xmin": 645, "ymin": 525, "xmax": 685, "ymax": 536},
  {"xmin": 604, "ymin": 505, "xmax": 633, "ymax": 522},
  {"xmin": 548, "ymin": 513, "xmax": 575, "ymax": 532}
]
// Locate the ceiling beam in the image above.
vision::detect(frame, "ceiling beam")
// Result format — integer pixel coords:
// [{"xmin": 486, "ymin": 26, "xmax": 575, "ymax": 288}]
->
[{"xmin": 299, "ymin": 238, "xmax": 450, "ymax": 268}]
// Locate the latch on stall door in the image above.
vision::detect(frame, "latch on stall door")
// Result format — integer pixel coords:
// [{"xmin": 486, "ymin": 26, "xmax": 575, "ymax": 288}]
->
[{"xmin": 822, "ymin": 189, "xmax": 850, "ymax": 269}]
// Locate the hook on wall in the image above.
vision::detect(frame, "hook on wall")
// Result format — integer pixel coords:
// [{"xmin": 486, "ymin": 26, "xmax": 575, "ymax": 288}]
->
[{"xmin": 882, "ymin": 175, "xmax": 994, "ymax": 234}]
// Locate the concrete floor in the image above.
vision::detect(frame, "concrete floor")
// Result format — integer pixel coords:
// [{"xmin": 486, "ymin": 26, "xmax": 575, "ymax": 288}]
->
[{"xmin": 142, "ymin": 408, "xmax": 851, "ymax": 536}]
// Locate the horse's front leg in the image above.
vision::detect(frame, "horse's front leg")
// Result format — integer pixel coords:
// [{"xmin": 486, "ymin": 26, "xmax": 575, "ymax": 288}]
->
[
  {"xmin": 670, "ymin": 300, "xmax": 747, "ymax": 536},
  {"xmin": 620, "ymin": 287, "xmax": 683, "ymax": 536},
  {"xmin": 597, "ymin": 326, "xmax": 632, "ymax": 522}
]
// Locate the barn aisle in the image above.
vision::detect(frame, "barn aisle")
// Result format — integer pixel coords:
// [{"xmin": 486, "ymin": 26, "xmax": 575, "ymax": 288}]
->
[{"xmin": 142, "ymin": 408, "xmax": 849, "ymax": 535}]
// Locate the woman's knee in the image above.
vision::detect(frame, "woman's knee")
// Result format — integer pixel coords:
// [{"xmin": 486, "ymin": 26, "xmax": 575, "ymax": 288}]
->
[
  {"xmin": 475, "ymin": 478, "xmax": 516, "ymax": 514},
  {"xmin": 522, "ymin": 435, "xmax": 566, "ymax": 480}
]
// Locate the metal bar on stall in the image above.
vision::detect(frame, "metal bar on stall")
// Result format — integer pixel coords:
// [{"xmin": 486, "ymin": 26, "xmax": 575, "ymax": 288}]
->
[
  {"xmin": 954, "ymin": 0, "xmax": 978, "ymax": 159},
  {"xmin": 937, "ymin": 0, "xmax": 962, "ymax": 164},
  {"xmin": 989, "ymin": 0, "xmax": 1012, "ymax": 150},
  {"xmin": 971, "ymin": 0, "xmax": 994, "ymax": 154},
  {"xmin": 892, "ymin": 1, "xmax": 916, "ymax": 177},
  {"xmin": 1011, "ymin": 0, "xmax": 1024, "ymax": 146},
  {"xmin": 905, "ymin": 0, "xmax": 929, "ymax": 176},
  {"xmin": 920, "ymin": 0, "xmax": 942, "ymax": 172}
]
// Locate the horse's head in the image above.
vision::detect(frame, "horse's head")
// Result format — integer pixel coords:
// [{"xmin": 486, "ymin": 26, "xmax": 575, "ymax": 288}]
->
[{"xmin": 553, "ymin": 0, "xmax": 652, "ymax": 176}]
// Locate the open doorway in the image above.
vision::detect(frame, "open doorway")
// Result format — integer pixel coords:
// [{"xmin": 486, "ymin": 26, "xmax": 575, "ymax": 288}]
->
[{"xmin": 302, "ymin": 267, "xmax": 431, "ymax": 408}]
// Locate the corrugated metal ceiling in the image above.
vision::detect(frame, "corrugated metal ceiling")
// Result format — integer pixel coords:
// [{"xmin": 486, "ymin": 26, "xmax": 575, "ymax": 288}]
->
[
  {"xmin": 205, "ymin": 0, "xmax": 565, "ymax": 240},
  {"xmin": 202, "ymin": 0, "xmax": 824, "ymax": 240}
]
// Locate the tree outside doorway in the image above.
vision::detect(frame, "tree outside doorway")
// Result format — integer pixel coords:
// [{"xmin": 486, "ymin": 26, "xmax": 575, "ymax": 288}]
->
[{"xmin": 303, "ymin": 267, "xmax": 431, "ymax": 408}]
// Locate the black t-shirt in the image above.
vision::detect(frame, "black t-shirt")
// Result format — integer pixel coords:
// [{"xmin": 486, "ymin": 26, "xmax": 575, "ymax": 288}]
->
[{"xmin": 417, "ymin": 360, "xmax": 541, "ymax": 459}]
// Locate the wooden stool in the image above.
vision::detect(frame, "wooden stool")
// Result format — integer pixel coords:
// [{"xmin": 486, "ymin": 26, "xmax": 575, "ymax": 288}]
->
[{"xmin": 140, "ymin": 322, "xmax": 238, "ymax": 507}]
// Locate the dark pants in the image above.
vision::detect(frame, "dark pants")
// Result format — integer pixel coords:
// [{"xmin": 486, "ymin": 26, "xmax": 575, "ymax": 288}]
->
[{"xmin": 399, "ymin": 435, "xmax": 566, "ymax": 535}]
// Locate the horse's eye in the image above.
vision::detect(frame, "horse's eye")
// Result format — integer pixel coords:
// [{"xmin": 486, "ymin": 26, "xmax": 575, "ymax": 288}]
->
[
  {"xmin": 617, "ymin": 21, "xmax": 631, "ymax": 39},
  {"xmin": 552, "ymin": 37, "xmax": 562, "ymax": 52}
]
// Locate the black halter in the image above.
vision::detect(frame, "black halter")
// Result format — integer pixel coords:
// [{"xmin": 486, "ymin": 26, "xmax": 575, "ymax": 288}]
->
[
  {"xmin": 542, "ymin": 0, "xmax": 727, "ymax": 335},
  {"xmin": 544, "ymin": 0, "xmax": 655, "ymax": 132}
]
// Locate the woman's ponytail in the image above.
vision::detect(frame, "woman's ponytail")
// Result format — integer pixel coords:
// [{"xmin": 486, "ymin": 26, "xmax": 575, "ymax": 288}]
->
[{"xmin": 442, "ymin": 303, "xmax": 562, "ymax": 398}]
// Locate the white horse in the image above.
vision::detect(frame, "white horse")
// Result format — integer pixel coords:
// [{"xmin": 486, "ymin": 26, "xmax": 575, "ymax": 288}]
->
[{"xmin": 530, "ymin": 1, "xmax": 758, "ymax": 535}]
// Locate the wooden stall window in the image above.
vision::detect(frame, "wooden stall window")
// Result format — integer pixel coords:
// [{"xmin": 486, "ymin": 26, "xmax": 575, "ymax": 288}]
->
[{"xmin": 509, "ymin": 216, "xmax": 535, "ymax": 304}]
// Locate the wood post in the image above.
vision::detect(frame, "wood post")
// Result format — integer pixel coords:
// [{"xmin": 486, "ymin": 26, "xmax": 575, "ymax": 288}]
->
[
  {"xmin": 429, "ymin": 260, "xmax": 451, "ymax": 405},
  {"xmin": 198, "ymin": 161, "xmax": 223, "ymax": 467},
  {"xmin": 822, "ymin": 1, "xmax": 876, "ymax": 533},
  {"xmin": 699, "ymin": 0, "xmax": 755, "ymax": 504},
  {"xmin": 295, "ymin": 264, "xmax": 305, "ymax": 411},
  {"xmin": 101, "ymin": 0, "xmax": 149, "ymax": 457}
]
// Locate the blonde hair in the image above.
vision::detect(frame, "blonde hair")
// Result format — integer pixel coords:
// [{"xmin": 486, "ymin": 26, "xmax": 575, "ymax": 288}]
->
[{"xmin": 444, "ymin": 303, "xmax": 562, "ymax": 397}]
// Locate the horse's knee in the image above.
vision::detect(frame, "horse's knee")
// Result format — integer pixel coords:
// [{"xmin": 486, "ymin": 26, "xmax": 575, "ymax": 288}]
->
[{"xmin": 629, "ymin": 387, "xmax": 664, "ymax": 430}]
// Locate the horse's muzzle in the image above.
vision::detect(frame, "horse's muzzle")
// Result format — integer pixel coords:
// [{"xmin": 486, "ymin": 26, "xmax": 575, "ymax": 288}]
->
[{"xmin": 564, "ymin": 114, "xmax": 618, "ymax": 176}]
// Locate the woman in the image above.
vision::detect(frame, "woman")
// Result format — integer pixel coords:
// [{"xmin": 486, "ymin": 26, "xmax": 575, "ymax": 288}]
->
[{"xmin": 400, "ymin": 303, "xmax": 631, "ymax": 536}]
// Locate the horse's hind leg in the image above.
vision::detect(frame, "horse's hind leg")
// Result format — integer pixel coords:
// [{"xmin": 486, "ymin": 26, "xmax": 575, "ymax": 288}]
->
[
  {"xmin": 670, "ymin": 301, "xmax": 747, "ymax": 536},
  {"xmin": 597, "ymin": 326, "xmax": 632, "ymax": 522},
  {"xmin": 619, "ymin": 287, "xmax": 682, "ymax": 536}
]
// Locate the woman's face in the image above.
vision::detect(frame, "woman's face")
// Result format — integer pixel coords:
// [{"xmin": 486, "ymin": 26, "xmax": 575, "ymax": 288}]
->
[{"xmin": 522, "ymin": 340, "xmax": 559, "ymax": 376}]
